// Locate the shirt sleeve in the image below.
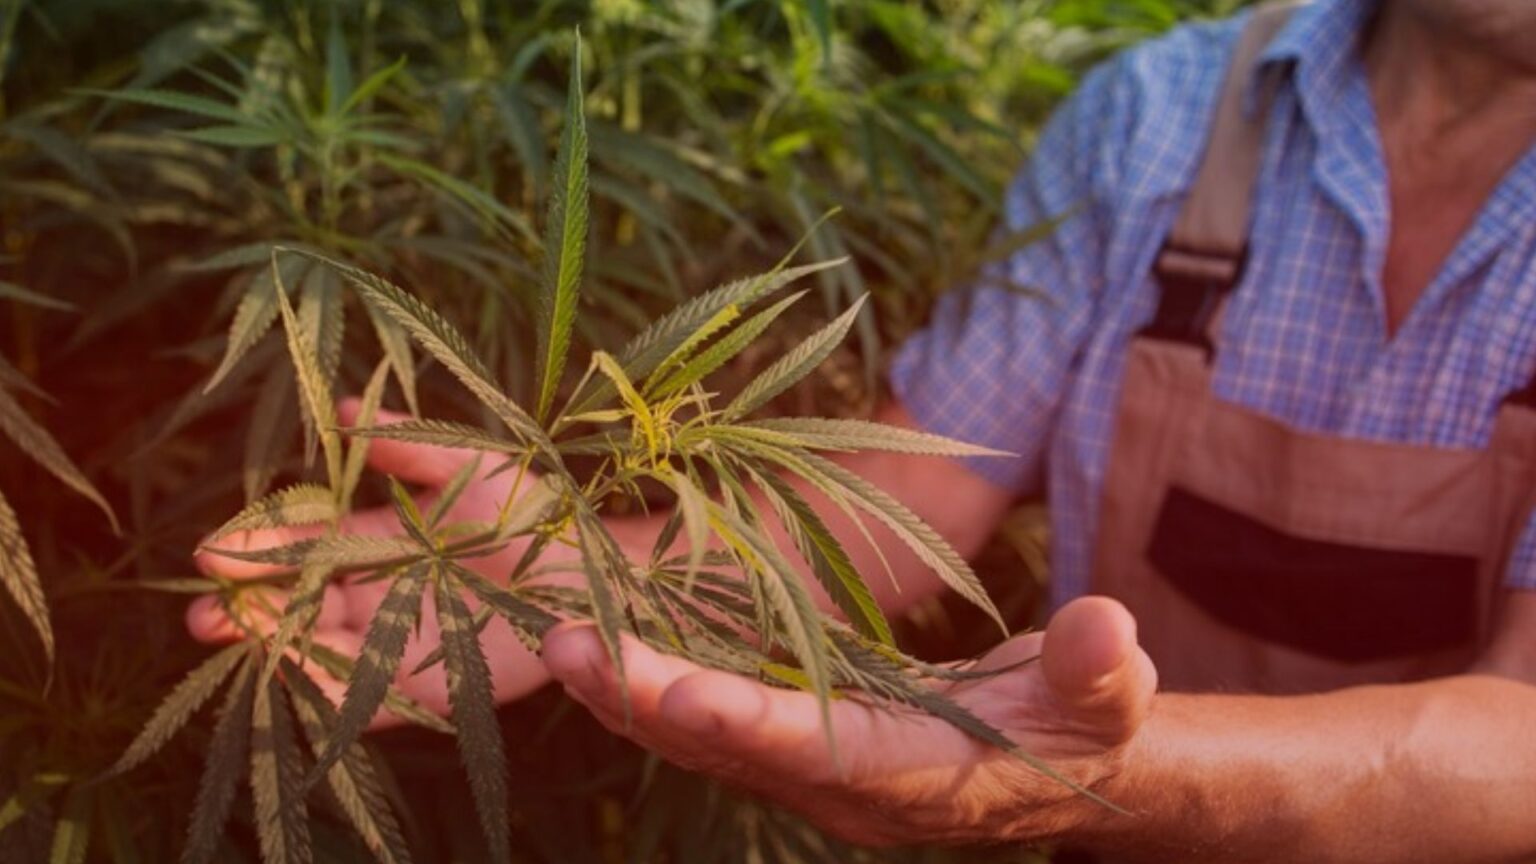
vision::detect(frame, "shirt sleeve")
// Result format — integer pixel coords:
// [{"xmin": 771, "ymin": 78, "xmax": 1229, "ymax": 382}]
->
[
  {"xmin": 1504, "ymin": 516, "xmax": 1536, "ymax": 590},
  {"xmin": 888, "ymin": 56, "xmax": 1137, "ymax": 494}
]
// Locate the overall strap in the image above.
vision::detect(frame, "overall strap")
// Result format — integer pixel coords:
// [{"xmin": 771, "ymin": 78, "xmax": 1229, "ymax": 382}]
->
[{"xmin": 1140, "ymin": 1, "xmax": 1303, "ymax": 352}]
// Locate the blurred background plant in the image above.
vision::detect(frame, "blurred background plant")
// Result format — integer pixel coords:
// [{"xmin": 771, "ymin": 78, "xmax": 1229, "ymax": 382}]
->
[{"xmin": 0, "ymin": 0, "xmax": 1238, "ymax": 860}]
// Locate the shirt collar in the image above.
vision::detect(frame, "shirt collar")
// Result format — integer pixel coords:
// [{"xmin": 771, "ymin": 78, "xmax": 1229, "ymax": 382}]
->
[{"xmin": 1246, "ymin": 0, "xmax": 1379, "ymax": 120}]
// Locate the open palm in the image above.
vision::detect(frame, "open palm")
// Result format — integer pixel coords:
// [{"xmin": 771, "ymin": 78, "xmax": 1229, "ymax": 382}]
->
[{"xmin": 186, "ymin": 398, "xmax": 561, "ymax": 720}]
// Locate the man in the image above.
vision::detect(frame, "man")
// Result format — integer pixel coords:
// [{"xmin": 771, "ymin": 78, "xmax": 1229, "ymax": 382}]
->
[{"xmin": 189, "ymin": 0, "xmax": 1536, "ymax": 859}]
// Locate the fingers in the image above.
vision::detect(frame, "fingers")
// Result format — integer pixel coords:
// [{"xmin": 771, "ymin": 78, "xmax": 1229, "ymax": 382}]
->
[
  {"xmin": 184, "ymin": 580, "xmax": 351, "ymax": 644},
  {"xmin": 1040, "ymin": 596, "xmax": 1157, "ymax": 744},
  {"xmin": 338, "ymin": 398, "xmax": 486, "ymax": 487},
  {"xmin": 544, "ymin": 624, "xmax": 866, "ymax": 786}
]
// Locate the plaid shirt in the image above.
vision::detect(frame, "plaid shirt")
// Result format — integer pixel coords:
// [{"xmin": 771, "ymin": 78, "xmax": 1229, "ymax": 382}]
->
[{"xmin": 890, "ymin": 0, "xmax": 1536, "ymax": 607}]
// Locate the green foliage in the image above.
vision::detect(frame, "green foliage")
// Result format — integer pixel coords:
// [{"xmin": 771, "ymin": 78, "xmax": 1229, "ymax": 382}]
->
[{"xmin": 0, "ymin": 0, "xmax": 1222, "ymax": 860}]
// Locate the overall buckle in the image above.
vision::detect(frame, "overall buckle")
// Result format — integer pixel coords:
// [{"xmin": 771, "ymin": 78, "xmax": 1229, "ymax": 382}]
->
[{"xmin": 1138, "ymin": 241, "xmax": 1248, "ymax": 357}]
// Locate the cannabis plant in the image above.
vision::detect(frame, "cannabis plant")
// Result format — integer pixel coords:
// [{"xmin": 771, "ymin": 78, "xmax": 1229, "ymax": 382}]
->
[{"xmin": 106, "ymin": 44, "xmax": 1097, "ymax": 864}]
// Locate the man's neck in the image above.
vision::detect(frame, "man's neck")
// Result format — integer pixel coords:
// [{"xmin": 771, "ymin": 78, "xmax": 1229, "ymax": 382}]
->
[{"xmin": 1364, "ymin": 3, "xmax": 1536, "ymax": 149}]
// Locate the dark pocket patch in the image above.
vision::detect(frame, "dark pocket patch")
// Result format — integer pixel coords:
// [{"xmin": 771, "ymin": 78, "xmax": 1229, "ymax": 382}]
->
[{"xmin": 1146, "ymin": 488, "xmax": 1478, "ymax": 663}]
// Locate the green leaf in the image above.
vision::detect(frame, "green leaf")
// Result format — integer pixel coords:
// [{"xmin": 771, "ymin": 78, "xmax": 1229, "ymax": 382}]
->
[
  {"xmin": 364, "ymin": 303, "xmax": 418, "ymax": 416},
  {"xmin": 323, "ymin": 13, "xmax": 352, "ymax": 117},
  {"xmin": 0, "ymin": 280, "xmax": 73, "ymax": 311},
  {"xmin": 274, "ymin": 258, "xmax": 343, "ymax": 490},
  {"xmin": 256, "ymin": 561, "xmax": 333, "ymax": 688},
  {"xmin": 803, "ymin": 452, "xmax": 1005, "ymax": 635},
  {"xmin": 250, "ymin": 673, "xmax": 313, "ymax": 864},
  {"xmin": 207, "ymin": 533, "xmax": 421, "ymax": 569},
  {"xmin": 243, "ymin": 368, "xmax": 296, "ymax": 502},
  {"xmin": 205, "ymin": 257, "xmax": 305, "ymax": 395},
  {"xmin": 453, "ymin": 566, "xmax": 559, "ymax": 649},
  {"xmin": 561, "ymin": 259, "xmax": 846, "ymax": 422},
  {"xmin": 724, "ymin": 294, "xmax": 867, "ymax": 420},
  {"xmin": 177, "ymin": 124, "xmax": 284, "ymax": 147},
  {"xmin": 435, "ymin": 573, "xmax": 511, "ymax": 864},
  {"xmin": 574, "ymin": 506, "xmax": 629, "ymax": 716},
  {"xmin": 85, "ymin": 87, "xmax": 250, "ymax": 123},
  {"xmin": 426, "ymin": 454, "xmax": 483, "ymax": 529},
  {"xmin": 283, "ymin": 661, "xmax": 414, "ymax": 864},
  {"xmin": 313, "ymin": 255, "xmax": 550, "ymax": 451},
  {"xmin": 341, "ymin": 360, "xmax": 392, "ymax": 511},
  {"xmin": 340, "ymin": 56, "xmax": 407, "ymax": 116},
  {"xmin": 663, "ymin": 471, "xmax": 710, "ymax": 587},
  {"xmin": 648, "ymin": 291, "xmax": 805, "ymax": 398},
  {"xmin": 308, "ymin": 567, "xmax": 428, "ymax": 783},
  {"xmin": 0, "ymin": 385, "xmax": 119, "ymax": 533},
  {"xmin": 534, "ymin": 40, "xmax": 589, "ymax": 424},
  {"xmin": 297, "ymin": 265, "xmax": 346, "ymax": 464},
  {"xmin": 753, "ymin": 470, "xmax": 894, "ymax": 646},
  {"xmin": 738, "ymin": 418, "xmax": 1012, "ymax": 457},
  {"xmin": 209, "ymin": 484, "xmax": 337, "ymax": 542},
  {"xmin": 377, "ymin": 154, "xmax": 536, "ymax": 242},
  {"xmin": 346, "ymin": 419, "xmax": 526, "ymax": 455},
  {"xmin": 108, "ymin": 642, "xmax": 248, "ymax": 777},
  {"xmin": 182, "ymin": 654, "xmax": 256, "ymax": 864},
  {"xmin": 705, "ymin": 499, "xmax": 832, "ymax": 740},
  {"xmin": 0, "ymin": 488, "xmax": 50, "ymax": 664},
  {"xmin": 303, "ymin": 641, "xmax": 453, "ymax": 735},
  {"xmin": 47, "ymin": 786, "xmax": 91, "ymax": 864}
]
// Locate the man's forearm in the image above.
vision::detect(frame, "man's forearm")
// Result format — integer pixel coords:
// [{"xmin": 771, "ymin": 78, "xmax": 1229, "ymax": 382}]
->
[{"xmin": 1086, "ymin": 675, "xmax": 1536, "ymax": 863}]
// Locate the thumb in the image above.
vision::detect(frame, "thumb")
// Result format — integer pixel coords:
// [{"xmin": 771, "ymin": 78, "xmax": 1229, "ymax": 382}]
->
[{"xmin": 1040, "ymin": 596, "xmax": 1157, "ymax": 746}]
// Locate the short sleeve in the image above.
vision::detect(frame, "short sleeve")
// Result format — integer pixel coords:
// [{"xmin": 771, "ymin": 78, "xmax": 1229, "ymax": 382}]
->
[{"xmin": 889, "ymin": 56, "xmax": 1136, "ymax": 493}]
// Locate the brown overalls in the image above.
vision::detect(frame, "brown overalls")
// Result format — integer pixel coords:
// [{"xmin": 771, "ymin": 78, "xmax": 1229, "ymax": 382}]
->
[{"xmin": 1090, "ymin": 2, "xmax": 1536, "ymax": 695}]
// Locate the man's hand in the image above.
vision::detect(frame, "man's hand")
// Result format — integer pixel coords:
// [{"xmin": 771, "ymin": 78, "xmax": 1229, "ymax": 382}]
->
[
  {"xmin": 185, "ymin": 398, "xmax": 562, "ymax": 722},
  {"xmin": 543, "ymin": 596, "xmax": 1157, "ymax": 847}
]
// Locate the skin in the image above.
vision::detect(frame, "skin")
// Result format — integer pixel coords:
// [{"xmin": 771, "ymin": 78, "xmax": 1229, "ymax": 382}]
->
[{"xmin": 189, "ymin": 1, "xmax": 1536, "ymax": 859}]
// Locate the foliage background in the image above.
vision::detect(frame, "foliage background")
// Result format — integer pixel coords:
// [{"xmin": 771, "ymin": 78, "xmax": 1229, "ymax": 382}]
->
[{"xmin": 0, "ymin": 0, "xmax": 1234, "ymax": 861}]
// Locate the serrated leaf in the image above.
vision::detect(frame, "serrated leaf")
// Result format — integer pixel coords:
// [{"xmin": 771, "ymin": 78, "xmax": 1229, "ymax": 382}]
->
[
  {"xmin": 0, "ymin": 352, "xmax": 51, "ymax": 401},
  {"xmin": 109, "ymin": 642, "xmax": 248, "ymax": 777},
  {"xmin": 207, "ymin": 534, "xmax": 421, "ymax": 568},
  {"xmin": 182, "ymin": 654, "xmax": 256, "ymax": 864},
  {"xmin": 663, "ymin": 471, "xmax": 710, "ymax": 588},
  {"xmin": 435, "ymin": 573, "xmax": 510, "ymax": 864},
  {"xmin": 47, "ymin": 786, "xmax": 91, "ymax": 864},
  {"xmin": 303, "ymin": 641, "xmax": 453, "ymax": 735},
  {"xmin": 282, "ymin": 660, "xmax": 413, "ymax": 864},
  {"xmin": 0, "ymin": 385, "xmax": 118, "ymax": 533},
  {"xmin": 574, "ymin": 506, "xmax": 629, "ymax": 716},
  {"xmin": 0, "ymin": 488, "xmax": 51, "ymax": 664},
  {"xmin": 426, "ymin": 454, "xmax": 483, "ymax": 529},
  {"xmin": 705, "ymin": 499, "xmax": 833, "ymax": 743},
  {"xmin": 340, "ymin": 55, "xmax": 407, "ymax": 116},
  {"xmin": 243, "ymin": 368, "xmax": 297, "ymax": 502},
  {"xmin": 256, "ymin": 561, "xmax": 333, "ymax": 688},
  {"xmin": 210, "ymin": 484, "xmax": 336, "ymax": 542},
  {"xmin": 308, "ymin": 568, "xmax": 427, "ymax": 783},
  {"xmin": 801, "ymin": 452, "xmax": 1004, "ymax": 635},
  {"xmin": 649, "ymin": 291, "xmax": 806, "ymax": 398},
  {"xmin": 346, "ymin": 419, "xmax": 526, "ymax": 455},
  {"xmin": 453, "ymin": 565, "xmax": 559, "ymax": 646},
  {"xmin": 724, "ymin": 295, "xmax": 867, "ymax": 420},
  {"xmin": 274, "ymin": 258, "xmax": 343, "ymax": 490},
  {"xmin": 84, "ymin": 87, "xmax": 251, "ymax": 123},
  {"xmin": 177, "ymin": 123, "xmax": 284, "ymax": 147},
  {"xmin": 752, "ymin": 470, "xmax": 894, "ymax": 646},
  {"xmin": 365, "ymin": 304, "xmax": 418, "ymax": 416},
  {"xmin": 341, "ymin": 360, "xmax": 392, "ymax": 511},
  {"xmin": 534, "ymin": 42, "xmax": 589, "ymax": 424},
  {"xmin": 560, "ymin": 259, "xmax": 846, "ymax": 423},
  {"xmin": 312, "ymin": 256, "xmax": 550, "ymax": 451},
  {"xmin": 0, "ymin": 281, "xmax": 73, "ymax": 311},
  {"xmin": 738, "ymin": 418, "xmax": 1012, "ymax": 457},
  {"xmin": 297, "ymin": 265, "xmax": 345, "ymax": 463},
  {"xmin": 204, "ymin": 263, "xmax": 288, "ymax": 394},
  {"xmin": 250, "ymin": 673, "xmax": 313, "ymax": 864}
]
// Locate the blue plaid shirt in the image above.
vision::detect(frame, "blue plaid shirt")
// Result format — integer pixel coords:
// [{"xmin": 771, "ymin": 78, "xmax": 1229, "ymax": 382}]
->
[{"xmin": 890, "ymin": 0, "xmax": 1536, "ymax": 607}]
